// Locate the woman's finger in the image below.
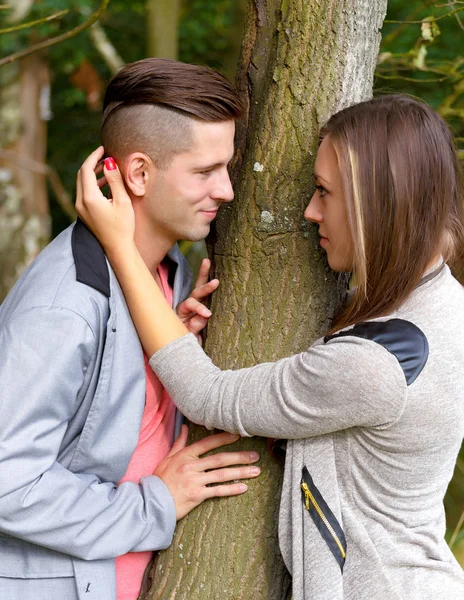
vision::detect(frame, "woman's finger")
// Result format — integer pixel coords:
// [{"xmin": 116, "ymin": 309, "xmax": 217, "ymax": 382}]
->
[
  {"xmin": 102, "ymin": 157, "xmax": 131, "ymax": 206},
  {"xmin": 97, "ymin": 175, "xmax": 108, "ymax": 189},
  {"xmin": 79, "ymin": 147, "xmax": 106, "ymax": 206}
]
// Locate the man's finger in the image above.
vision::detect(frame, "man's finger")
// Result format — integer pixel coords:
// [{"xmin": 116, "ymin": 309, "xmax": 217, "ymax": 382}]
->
[
  {"xmin": 178, "ymin": 297, "xmax": 211, "ymax": 319},
  {"xmin": 186, "ymin": 315, "xmax": 208, "ymax": 335},
  {"xmin": 190, "ymin": 279, "xmax": 219, "ymax": 301},
  {"xmin": 166, "ymin": 424, "xmax": 189, "ymax": 457},
  {"xmin": 200, "ymin": 465, "xmax": 260, "ymax": 486},
  {"xmin": 194, "ymin": 450, "xmax": 260, "ymax": 472},
  {"xmin": 194, "ymin": 258, "xmax": 211, "ymax": 289},
  {"xmin": 203, "ymin": 483, "xmax": 248, "ymax": 499},
  {"xmin": 187, "ymin": 432, "xmax": 240, "ymax": 458}
]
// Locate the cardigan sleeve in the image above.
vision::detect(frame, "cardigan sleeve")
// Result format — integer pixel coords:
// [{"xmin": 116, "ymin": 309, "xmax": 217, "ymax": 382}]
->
[{"xmin": 149, "ymin": 333, "xmax": 408, "ymax": 439}]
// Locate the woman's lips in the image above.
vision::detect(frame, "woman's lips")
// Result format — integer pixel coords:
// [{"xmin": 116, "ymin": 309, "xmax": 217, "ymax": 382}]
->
[{"xmin": 319, "ymin": 236, "xmax": 329, "ymax": 248}]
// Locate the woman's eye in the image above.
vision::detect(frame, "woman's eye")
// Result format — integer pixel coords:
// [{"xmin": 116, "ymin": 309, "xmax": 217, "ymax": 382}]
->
[{"xmin": 315, "ymin": 184, "xmax": 327, "ymax": 197}]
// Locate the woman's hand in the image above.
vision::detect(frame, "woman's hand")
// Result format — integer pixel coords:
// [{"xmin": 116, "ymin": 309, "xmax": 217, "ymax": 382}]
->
[
  {"xmin": 76, "ymin": 147, "xmax": 135, "ymax": 256},
  {"xmin": 176, "ymin": 259, "xmax": 219, "ymax": 340},
  {"xmin": 154, "ymin": 425, "xmax": 261, "ymax": 520}
]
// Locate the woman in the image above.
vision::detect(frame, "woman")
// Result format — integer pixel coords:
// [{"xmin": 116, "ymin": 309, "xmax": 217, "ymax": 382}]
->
[{"xmin": 77, "ymin": 95, "xmax": 464, "ymax": 600}]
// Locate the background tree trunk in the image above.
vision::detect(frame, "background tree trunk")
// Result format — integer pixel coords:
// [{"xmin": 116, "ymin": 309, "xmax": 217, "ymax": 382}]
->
[
  {"xmin": 146, "ymin": 0, "xmax": 180, "ymax": 59},
  {"xmin": 144, "ymin": 1, "xmax": 388, "ymax": 598},
  {"xmin": 0, "ymin": 51, "xmax": 51, "ymax": 302}
]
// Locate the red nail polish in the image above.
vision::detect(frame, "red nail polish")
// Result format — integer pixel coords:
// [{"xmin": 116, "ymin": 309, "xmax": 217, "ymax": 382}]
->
[{"xmin": 104, "ymin": 157, "xmax": 117, "ymax": 171}]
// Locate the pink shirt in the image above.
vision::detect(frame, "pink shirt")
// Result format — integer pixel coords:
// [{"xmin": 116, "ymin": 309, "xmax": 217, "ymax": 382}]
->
[{"xmin": 115, "ymin": 263, "xmax": 177, "ymax": 600}]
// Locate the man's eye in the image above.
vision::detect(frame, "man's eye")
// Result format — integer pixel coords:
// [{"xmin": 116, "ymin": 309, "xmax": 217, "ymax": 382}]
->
[{"xmin": 315, "ymin": 184, "xmax": 327, "ymax": 197}]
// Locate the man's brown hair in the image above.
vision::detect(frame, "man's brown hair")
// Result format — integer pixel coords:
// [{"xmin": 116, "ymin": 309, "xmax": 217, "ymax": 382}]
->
[
  {"xmin": 323, "ymin": 94, "xmax": 464, "ymax": 333},
  {"xmin": 101, "ymin": 58, "xmax": 243, "ymax": 169}
]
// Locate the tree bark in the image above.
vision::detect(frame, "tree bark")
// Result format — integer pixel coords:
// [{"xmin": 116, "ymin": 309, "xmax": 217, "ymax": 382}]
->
[
  {"xmin": 146, "ymin": 0, "xmax": 180, "ymax": 60},
  {"xmin": 0, "ymin": 51, "xmax": 51, "ymax": 302},
  {"xmin": 144, "ymin": 1, "xmax": 387, "ymax": 598}
]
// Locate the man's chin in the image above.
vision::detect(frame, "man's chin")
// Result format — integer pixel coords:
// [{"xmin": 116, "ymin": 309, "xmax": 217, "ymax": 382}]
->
[{"xmin": 181, "ymin": 226, "xmax": 211, "ymax": 243}]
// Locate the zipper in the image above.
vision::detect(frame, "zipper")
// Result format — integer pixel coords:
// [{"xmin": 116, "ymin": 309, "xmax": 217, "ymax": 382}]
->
[{"xmin": 300, "ymin": 466, "xmax": 347, "ymax": 572}]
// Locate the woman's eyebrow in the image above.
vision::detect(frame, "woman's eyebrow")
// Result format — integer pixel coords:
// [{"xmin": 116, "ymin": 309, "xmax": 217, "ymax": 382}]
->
[{"xmin": 314, "ymin": 173, "xmax": 331, "ymax": 185}]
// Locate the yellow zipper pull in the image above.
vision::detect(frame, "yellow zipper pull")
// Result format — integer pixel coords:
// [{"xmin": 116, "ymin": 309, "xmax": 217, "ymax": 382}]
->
[{"xmin": 301, "ymin": 482, "xmax": 311, "ymax": 511}]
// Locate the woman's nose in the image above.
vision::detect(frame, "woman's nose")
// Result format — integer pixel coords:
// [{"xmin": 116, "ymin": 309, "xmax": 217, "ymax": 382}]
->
[{"xmin": 304, "ymin": 192, "xmax": 322, "ymax": 223}]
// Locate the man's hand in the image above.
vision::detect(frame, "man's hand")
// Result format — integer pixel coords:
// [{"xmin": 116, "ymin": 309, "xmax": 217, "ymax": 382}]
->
[
  {"xmin": 154, "ymin": 425, "xmax": 260, "ymax": 520},
  {"xmin": 176, "ymin": 259, "xmax": 219, "ymax": 339}
]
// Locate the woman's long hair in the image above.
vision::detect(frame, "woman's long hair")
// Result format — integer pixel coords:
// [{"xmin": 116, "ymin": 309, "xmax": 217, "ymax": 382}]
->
[{"xmin": 323, "ymin": 94, "xmax": 464, "ymax": 333}]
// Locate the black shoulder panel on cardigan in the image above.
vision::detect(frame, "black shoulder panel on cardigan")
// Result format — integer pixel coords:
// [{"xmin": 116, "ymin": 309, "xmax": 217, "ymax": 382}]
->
[
  {"xmin": 72, "ymin": 218, "xmax": 110, "ymax": 298},
  {"xmin": 324, "ymin": 319, "xmax": 429, "ymax": 386}
]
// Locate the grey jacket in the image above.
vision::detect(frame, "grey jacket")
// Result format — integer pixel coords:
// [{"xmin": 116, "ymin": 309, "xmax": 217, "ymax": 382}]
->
[
  {"xmin": 0, "ymin": 221, "xmax": 192, "ymax": 600},
  {"xmin": 151, "ymin": 262, "xmax": 464, "ymax": 600}
]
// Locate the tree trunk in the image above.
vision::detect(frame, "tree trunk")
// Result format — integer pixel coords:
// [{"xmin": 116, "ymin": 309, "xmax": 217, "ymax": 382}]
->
[
  {"xmin": 146, "ymin": 0, "xmax": 180, "ymax": 59},
  {"xmin": 0, "ymin": 52, "xmax": 51, "ymax": 302},
  {"xmin": 144, "ymin": 1, "xmax": 387, "ymax": 598}
]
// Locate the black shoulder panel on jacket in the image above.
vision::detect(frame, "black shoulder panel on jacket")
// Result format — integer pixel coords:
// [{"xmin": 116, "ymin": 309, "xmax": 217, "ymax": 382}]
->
[
  {"xmin": 323, "ymin": 319, "xmax": 428, "ymax": 386},
  {"xmin": 72, "ymin": 219, "xmax": 110, "ymax": 298}
]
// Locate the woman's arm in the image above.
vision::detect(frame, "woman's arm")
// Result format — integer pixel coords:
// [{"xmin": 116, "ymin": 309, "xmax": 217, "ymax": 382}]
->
[
  {"xmin": 77, "ymin": 148, "xmax": 407, "ymax": 440},
  {"xmin": 76, "ymin": 148, "xmax": 189, "ymax": 357}
]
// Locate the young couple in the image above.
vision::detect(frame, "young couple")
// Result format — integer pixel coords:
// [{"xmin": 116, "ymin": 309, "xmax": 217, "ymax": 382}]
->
[{"xmin": 1, "ymin": 57, "xmax": 464, "ymax": 600}]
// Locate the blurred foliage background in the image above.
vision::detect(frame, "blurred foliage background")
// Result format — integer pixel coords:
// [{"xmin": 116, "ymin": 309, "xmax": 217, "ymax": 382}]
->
[{"xmin": 1, "ymin": 0, "xmax": 463, "ymax": 566}]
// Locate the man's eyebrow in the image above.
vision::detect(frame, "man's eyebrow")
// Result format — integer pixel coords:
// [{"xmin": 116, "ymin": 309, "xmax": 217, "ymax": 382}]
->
[{"xmin": 194, "ymin": 158, "xmax": 234, "ymax": 171}]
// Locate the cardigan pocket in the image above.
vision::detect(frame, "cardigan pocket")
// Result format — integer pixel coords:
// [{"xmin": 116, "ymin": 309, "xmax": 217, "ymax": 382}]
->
[{"xmin": 300, "ymin": 466, "xmax": 347, "ymax": 572}]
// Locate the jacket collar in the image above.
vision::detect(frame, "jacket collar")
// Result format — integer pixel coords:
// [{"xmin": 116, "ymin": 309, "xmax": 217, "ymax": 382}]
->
[
  {"xmin": 72, "ymin": 219, "xmax": 110, "ymax": 297},
  {"xmin": 71, "ymin": 219, "xmax": 182, "ymax": 298}
]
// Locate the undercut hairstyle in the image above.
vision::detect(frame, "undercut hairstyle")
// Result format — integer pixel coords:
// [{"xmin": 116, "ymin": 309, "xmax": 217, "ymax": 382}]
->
[
  {"xmin": 101, "ymin": 58, "xmax": 243, "ymax": 169},
  {"xmin": 323, "ymin": 94, "xmax": 464, "ymax": 333}
]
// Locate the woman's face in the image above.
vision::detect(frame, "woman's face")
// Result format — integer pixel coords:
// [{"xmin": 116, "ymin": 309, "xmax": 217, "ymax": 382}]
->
[{"xmin": 304, "ymin": 136, "xmax": 354, "ymax": 272}]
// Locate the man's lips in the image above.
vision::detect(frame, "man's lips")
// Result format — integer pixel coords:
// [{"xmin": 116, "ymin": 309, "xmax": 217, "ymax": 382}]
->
[{"xmin": 200, "ymin": 208, "xmax": 219, "ymax": 218}]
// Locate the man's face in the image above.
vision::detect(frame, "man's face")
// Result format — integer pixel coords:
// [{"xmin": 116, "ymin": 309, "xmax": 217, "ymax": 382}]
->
[{"xmin": 141, "ymin": 119, "xmax": 235, "ymax": 244}]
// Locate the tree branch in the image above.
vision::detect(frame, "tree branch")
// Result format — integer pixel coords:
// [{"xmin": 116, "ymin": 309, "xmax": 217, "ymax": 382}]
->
[
  {"xmin": 384, "ymin": 6, "xmax": 464, "ymax": 24},
  {"xmin": 0, "ymin": 9, "xmax": 69, "ymax": 34},
  {"xmin": 88, "ymin": 20, "xmax": 124, "ymax": 74},
  {"xmin": 0, "ymin": 0, "xmax": 111, "ymax": 67}
]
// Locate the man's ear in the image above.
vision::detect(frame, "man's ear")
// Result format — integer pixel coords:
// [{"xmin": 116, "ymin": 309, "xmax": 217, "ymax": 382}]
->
[{"xmin": 122, "ymin": 152, "xmax": 154, "ymax": 197}]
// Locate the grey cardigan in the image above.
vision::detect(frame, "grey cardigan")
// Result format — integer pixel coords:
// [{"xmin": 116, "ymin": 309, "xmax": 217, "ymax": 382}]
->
[
  {"xmin": 0, "ymin": 221, "xmax": 191, "ymax": 600},
  {"xmin": 151, "ymin": 263, "xmax": 464, "ymax": 600}
]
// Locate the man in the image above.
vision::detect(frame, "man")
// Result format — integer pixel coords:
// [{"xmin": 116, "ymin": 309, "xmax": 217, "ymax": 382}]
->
[{"xmin": 0, "ymin": 59, "xmax": 260, "ymax": 600}]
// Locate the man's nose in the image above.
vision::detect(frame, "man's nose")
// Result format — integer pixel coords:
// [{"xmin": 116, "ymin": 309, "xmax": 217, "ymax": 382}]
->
[
  {"xmin": 212, "ymin": 171, "xmax": 234, "ymax": 203},
  {"xmin": 304, "ymin": 191, "xmax": 322, "ymax": 223}
]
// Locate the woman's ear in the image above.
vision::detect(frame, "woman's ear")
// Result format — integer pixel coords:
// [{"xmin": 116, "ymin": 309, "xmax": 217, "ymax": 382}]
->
[{"xmin": 123, "ymin": 152, "xmax": 153, "ymax": 197}]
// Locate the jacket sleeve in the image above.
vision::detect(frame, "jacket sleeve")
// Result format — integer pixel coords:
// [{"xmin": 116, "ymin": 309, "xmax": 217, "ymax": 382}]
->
[
  {"xmin": 149, "ymin": 333, "xmax": 408, "ymax": 439},
  {"xmin": 0, "ymin": 306, "xmax": 176, "ymax": 560}
]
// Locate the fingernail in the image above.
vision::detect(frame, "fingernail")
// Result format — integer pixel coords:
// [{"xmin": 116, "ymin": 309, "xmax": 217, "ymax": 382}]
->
[
  {"xmin": 239, "ymin": 484, "xmax": 248, "ymax": 492},
  {"xmin": 249, "ymin": 451, "xmax": 259, "ymax": 460},
  {"xmin": 250, "ymin": 466, "xmax": 261, "ymax": 475},
  {"xmin": 104, "ymin": 157, "xmax": 117, "ymax": 171},
  {"xmin": 204, "ymin": 309, "xmax": 212, "ymax": 317}
]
